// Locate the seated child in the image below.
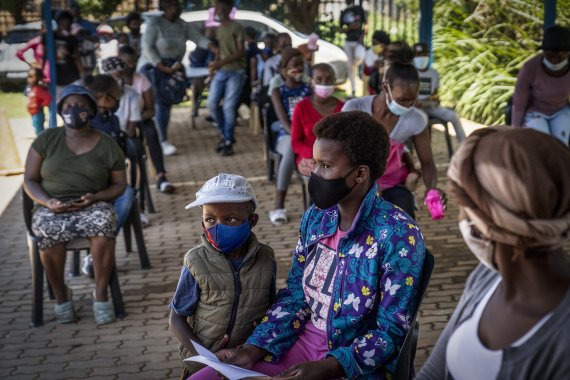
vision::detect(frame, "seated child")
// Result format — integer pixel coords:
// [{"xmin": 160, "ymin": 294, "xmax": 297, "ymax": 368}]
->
[
  {"xmin": 169, "ymin": 173, "xmax": 276, "ymax": 378},
  {"xmin": 26, "ymin": 68, "xmax": 51, "ymax": 136},
  {"xmin": 269, "ymin": 48, "xmax": 311, "ymax": 225},
  {"xmin": 413, "ymin": 42, "xmax": 466, "ymax": 143}
]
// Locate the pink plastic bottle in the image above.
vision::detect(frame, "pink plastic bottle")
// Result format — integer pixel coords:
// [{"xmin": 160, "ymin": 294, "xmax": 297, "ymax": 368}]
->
[{"xmin": 425, "ymin": 189, "xmax": 445, "ymax": 220}]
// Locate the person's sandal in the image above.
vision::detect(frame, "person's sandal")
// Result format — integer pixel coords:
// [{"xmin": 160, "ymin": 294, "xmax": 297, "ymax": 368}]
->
[
  {"xmin": 93, "ymin": 293, "xmax": 115, "ymax": 325},
  {"xmin": 54, "ymin": 287, "xmax": 77, "ymax": 324}
]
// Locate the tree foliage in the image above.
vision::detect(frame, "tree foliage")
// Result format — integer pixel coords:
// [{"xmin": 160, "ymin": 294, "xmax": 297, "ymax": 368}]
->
[
  {"xmin": 282, "ymin": 0, "xmax": 321, "ymax": 35},
  {"xmin": 432, "ymin": 0, "xmax": 570, "ymax": 125},
  {"xmin": 0, "ymin": 0, "xmax": 31, "ymax": 25},
  {"xmin": 75, "ymin": 0, "xmax": 124, "ymax": 20}
]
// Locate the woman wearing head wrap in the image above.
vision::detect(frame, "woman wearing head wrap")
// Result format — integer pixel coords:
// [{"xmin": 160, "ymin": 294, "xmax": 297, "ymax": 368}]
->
[
  {"xmin": 512, "ymin": 25, "xmax": 570, "ymax": 147},
  {"xmin": 418, "ymin": 128, "xmax": 570, "ymax": 380}
]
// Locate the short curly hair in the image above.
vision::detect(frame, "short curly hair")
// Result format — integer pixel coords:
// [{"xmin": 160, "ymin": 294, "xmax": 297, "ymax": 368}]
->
[{"xmin": 314, "ymin": 111, "xmax": 390, "ymax": 180}]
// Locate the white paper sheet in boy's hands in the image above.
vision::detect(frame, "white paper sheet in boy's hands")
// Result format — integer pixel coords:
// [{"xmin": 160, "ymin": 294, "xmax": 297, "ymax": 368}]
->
[{"xmin": 184, "ymin": 339, "xmax": 265, "ymax": 380}]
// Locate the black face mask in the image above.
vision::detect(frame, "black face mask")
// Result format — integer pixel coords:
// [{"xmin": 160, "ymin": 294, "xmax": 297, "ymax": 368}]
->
[
  {"xmin": 308, "ymin": 167, "xmax": 357, "ymax": 209},
  {"xmin": 62, "ymin": 105, "xmax": 91, "ymax": 129}
]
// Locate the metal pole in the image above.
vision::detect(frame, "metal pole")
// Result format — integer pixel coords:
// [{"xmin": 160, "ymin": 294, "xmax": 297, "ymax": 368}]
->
[
  {"xmin": 544, "ymin": 0, "xmax": 557, "ymax": 30},
  {"xmin": 419, "ymin": 0, "xmax": 434, "ymax": 66},
  {"xmin": 41, "ymin": 0, "xmax": 57, "ymax": 128}
]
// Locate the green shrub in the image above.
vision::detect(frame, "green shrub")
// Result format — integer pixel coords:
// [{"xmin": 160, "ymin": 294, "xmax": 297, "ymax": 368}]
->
[{"xmin": 432, "ymin": 0, "xmax": 570, "ymax": 125}]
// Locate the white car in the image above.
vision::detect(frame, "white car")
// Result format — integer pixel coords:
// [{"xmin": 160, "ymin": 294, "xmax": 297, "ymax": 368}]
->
[
  {"xmin": 179, "ymin": 10, "xmax": 348, "ymax": 84},
  {"xmin": 0, "ymin": 22, "xmax": 41, "ymax": 89}
]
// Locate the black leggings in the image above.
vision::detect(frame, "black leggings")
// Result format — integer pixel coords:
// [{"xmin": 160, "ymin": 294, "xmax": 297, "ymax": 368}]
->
[{"xmin": 139, "ymin": 119, "xmax": 165, "ymax": 175}]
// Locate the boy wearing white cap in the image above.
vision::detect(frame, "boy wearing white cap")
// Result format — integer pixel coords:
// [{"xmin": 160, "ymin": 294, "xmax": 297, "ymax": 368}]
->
[{"xmin": 169, "ymin": 173, "xmax": 276, "ymax": 377}]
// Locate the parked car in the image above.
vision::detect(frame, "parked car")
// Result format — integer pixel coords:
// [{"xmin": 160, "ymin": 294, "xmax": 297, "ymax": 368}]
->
[
  {"xmin": 109, "ymin": 10, "xmax": 348, "ymax": 84},
  {"xmin": 0, "ymin": 22, "xmax": 41, "ymax": 89},
  {"xmin": 180, "ymin": 10, "xmax": 348, "ymax": 84}
]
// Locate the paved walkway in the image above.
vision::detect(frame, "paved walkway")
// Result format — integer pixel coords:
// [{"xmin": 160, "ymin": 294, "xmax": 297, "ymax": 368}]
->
[{"xmin": 0, "ymin": 106, "xmax": 479, "ymax": 379}]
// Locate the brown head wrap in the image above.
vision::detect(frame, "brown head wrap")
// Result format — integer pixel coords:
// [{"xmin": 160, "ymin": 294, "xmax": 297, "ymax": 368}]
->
[{"xmin": 448, "ymin": 127, "xmax": 570, "ymax": 250}]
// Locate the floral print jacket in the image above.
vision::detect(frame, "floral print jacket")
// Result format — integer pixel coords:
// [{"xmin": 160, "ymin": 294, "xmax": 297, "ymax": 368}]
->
[{"xmin": 246, "ymin": 184, "xmax": 427, "ymax": 379}]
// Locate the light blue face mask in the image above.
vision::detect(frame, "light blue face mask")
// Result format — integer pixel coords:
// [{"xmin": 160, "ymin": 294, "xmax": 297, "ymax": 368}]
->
[
  {"xmin": 204, "ymin": 220, "xmax": 251, "ymax": 254},
  {"xmin": 385, "ymin": 84, "xmax": 412, "ymax": 116}
]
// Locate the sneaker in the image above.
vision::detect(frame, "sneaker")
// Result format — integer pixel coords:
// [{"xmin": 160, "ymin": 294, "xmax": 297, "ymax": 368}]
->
[
  {"xmin": 214, "ymin": 138, "xmax": 225, "ymax": 153},
  {"xmin": 140, "ymin": 212, "xmax": 150, "ymax": 227},
  {"xmin": 93, "ymin": 300, "xmax": 115, "ymax": 325},
  {"xmin": 219, "ymin": 141, "xmax": 234, "ymax": 156},
  {"xmin": 161, "ymin": 141, "xmax": 177, "ymax": 156},
  {"xmin": 269, "ymin": 208, "xmax": 288, "ymax": 226},
  {"xmin": 54, "ymin": 288, "xmax": 77, "ymax": 324},
  {"xmin": 157, "ymin": 177, "xmax": 175, "ymax": 193},
  {"xmin": 205, "ymin": 115, "xmax": 214, "ymax": 122},
  {"xmin": 81, "ymin": 254, "xmax": 94, "ymax": 278}
]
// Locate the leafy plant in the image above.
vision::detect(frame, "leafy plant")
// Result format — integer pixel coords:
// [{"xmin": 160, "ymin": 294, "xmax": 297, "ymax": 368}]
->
[{"xmin": 432, "ymin": 0, "xmax": 570, "ymax": 125}]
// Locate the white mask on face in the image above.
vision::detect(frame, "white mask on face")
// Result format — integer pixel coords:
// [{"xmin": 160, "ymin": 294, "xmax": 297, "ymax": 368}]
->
[
  {"xmin": 385, "ymin": 84, "xmax": 411, "ymax": 116},
  {"xmin": 543, "ymin": 57, "xmax": 569, "ymax": 71},
  {"xmin": 413, "ymin": 56, "xmax": 430, "ymax": 70},
  {"xmin": 458, "ymin": 220, "xmax": 497, "ymax": 271}
]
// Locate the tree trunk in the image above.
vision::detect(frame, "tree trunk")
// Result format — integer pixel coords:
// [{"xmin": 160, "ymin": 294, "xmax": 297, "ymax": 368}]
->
[{"xmin": 283, "ymin": 0, "xmax": 321, "ymax": 35}]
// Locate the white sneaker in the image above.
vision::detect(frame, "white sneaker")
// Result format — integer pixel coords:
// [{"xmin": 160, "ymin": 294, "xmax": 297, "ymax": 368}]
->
[
  {"xmin": 161, "ymin": 141, "xmax": 177, "ymax": 156},
  {"xmin": 269, "ymin": 209, "xmax": 288, "ymax": 226},
  {"xmin": 140, "ymin": 212, "xmax": 150, "ymax": 227}
]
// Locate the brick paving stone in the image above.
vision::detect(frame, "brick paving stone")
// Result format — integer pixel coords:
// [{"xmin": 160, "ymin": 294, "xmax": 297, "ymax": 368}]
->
[{"xmin": 0, "ymin": 106, "xmax": 490, "ymax": 377}]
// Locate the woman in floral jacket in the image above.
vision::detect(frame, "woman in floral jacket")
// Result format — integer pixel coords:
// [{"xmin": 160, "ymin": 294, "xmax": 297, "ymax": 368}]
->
[{"xmin": 190, "ymin": 111, "xmax": 427, "ymax": 380}]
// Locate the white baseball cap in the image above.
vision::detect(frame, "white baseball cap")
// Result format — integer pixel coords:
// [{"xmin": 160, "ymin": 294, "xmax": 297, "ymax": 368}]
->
[{"xmin": 185, "ymin": 173, "xmax": 257, "ymax": 209}]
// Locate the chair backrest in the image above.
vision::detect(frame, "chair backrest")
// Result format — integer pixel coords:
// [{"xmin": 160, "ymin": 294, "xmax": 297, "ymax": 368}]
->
[
  {"xmin": 22, "ymin": 188, "xmax": 35, "ymax": 236},
  {"xmin": 391, "ymin": 250, "xmax": 435, "ymax": 380}
]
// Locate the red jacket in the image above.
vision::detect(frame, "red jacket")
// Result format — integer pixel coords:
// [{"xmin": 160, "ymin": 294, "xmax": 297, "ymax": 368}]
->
[
  {"xmin": 290, "ymin": 96, "xmax": 344, "ymax": 165},
  {"xmin": 27, "ymin": 85, "xmax": 51, "ymax": 115}
]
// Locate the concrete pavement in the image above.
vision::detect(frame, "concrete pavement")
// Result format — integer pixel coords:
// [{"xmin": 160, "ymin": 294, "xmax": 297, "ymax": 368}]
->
[{"xmin": 0, "ymin": 105, "xmax": 478, "ymax": 379}]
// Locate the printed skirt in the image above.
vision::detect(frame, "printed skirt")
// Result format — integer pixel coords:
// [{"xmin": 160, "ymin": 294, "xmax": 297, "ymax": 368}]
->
[{"xmin": 31, "ymin": 201, "xmax": 117, "ymax": 250}]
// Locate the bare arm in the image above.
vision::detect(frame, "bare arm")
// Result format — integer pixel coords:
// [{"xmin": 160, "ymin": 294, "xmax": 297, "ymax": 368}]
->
[
  {"xmin": 23, "ymin": 147, "xmax": 58, "ymax": 208},
  {"xmin": 271, "ymin": 88, "xmax": 291, "ymax": 132},
  {"xmin": 169, "ymin": 310, "xmax": 201, "ymax": 356},
  {"xmin": 413, "ymin": 128, "xmax": 438, "ymax": 190},
  {"xmin": 169, "ymin": 310, "xmax": 229, "ymax": 356}
]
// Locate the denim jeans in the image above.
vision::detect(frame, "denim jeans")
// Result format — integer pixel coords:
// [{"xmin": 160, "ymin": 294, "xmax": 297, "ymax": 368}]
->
[
  {"xmin": 207, "ymin": 69, "xmax": 246, "ymax": 142},
  {"xmin": 524, "ymin": 106, "xmax": 570, "ymax": 147},
  {"xmin": 112, "ymin": 186, "xmax": 134, "ymax": 235},
  {"xmin": 155, "ymin": 100, "xmax": 171, "ymax": 142},
  {"xmin": 31, "ymin": 111, "xmax": 45, "ymax": 136}
]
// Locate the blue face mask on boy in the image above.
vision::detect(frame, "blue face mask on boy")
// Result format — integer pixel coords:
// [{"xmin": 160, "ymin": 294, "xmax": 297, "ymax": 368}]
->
[{"xmin": 204, "ymin": 220, "xmax": 251, "ymax": 254}]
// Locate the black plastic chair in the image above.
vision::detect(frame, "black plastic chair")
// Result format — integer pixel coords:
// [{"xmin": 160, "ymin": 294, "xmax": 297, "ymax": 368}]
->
[
  {"xmin": 261, "ymin": 102, "xmax": 309, "ymax": 210},
  {"xmin": 121, "ymin": 193, "xmax": 151, "ymax": 269},
  {"xmin": 392, "ymin": 250, "xmax": 435, "ymax": 379},
  {"xmin": 129, "ymin": 135, "xmax": 155, "ymax": 214},
  {"xmin": 428, "ymin": 118, "xmax": 454, "ymax": 158},
  {"xmin": 22, "ymin": 189, "xmax": 127, "ymax": 327},
  {"xmin": 261, "ymin": 102, "xmax": 280, "ymax": 182}
]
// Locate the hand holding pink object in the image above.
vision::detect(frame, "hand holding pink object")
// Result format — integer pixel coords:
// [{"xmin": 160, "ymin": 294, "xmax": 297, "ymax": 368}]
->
[{"xmin": 425, "ymin": 189, "xmax": 445, "ymax": 220}]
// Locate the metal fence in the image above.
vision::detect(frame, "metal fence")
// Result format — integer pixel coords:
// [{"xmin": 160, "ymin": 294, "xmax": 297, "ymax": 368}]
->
[{"xmin": 318, "ymin": 0, "xmax": 418, "ymax": 44}]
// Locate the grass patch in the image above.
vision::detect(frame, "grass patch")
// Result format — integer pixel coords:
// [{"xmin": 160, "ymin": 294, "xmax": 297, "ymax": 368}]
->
[{"xmin": 0, "ymin": 91, "xmax": 28, "ymax": 119}]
